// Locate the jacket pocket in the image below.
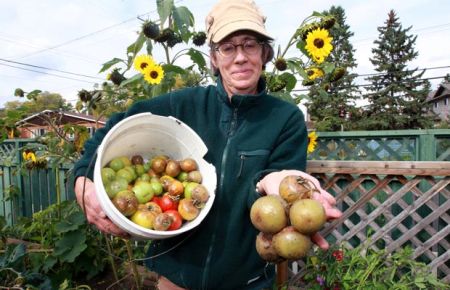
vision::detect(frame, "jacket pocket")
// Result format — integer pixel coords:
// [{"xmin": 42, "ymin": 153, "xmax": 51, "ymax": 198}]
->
[{"xmin": 237, "ymin": 149, "xmax": 270, "ymax": 178}]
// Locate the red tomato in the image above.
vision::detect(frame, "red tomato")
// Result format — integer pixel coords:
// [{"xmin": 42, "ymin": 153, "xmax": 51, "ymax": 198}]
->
[
  {"xmin": 159, "ymin": 194, "xmax": 179, "ymax": 212},
  {"xmin": 165, "ymin": 209, "xmax": 183, "ymax": 230},
  {"xmin": 151, "ymin": 196, "xmax": 162, "ymax": 207}
]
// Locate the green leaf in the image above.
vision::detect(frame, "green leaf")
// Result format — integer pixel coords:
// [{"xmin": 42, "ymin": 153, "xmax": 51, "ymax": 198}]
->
[
  {"xmin": 42, "ymin": 254, "xmax": 57, "ymax": 272},
  {"xmin": 172, "ymin": 6, "xmax": 194, "ymax": 33},
  {"xmin": 27, "ymin": 89, "xmax": 42, "ymax": 100},
  {"xmin": 0, "ymin": 244, "xmax": 26, "ymax": 268},
  {"xmin": 120, "ymin": 73, "xmax": 143, "ymax": 87},
  {"xmin": 99, "ymin": 58, "xmax": 123, "ymax": 73},
  {"xmin": 157, "ymin": 0, "xmax": 174, "ymax": 25},
  {"xmin": 127, "ymin": 31, "xmax": 146, "ymax": 56},
  {"xmin": 59, "ymin": 279, "xmax": 70, "ymax": 290},
  {"xmin": 279, "ymin": 72, "xmax": 297, "ymax": 91},
  {"xmin": 54, "ymin": 230, "xmax": 87, "ymax": 263},
  {"xmin": 322, "ymin": 62, "xmax": 335, "ymax": 74},
  {"xmin": 162, "ymin": 64, "xmax": 186, "ymax": 75},
  {"xmin": 146, "ymin": 39, "xmax": 153, "ymax": 55},
  {"xmin": 55, "ymin": 211, "xmax": 86, "ymax": 233},
  {"xmin": 187, "ymin": 48, "xmax": 206, "ymax": 70},
  {"xmin": 296, "ymin": 39, "xmax": 309, "ymax": 56}
]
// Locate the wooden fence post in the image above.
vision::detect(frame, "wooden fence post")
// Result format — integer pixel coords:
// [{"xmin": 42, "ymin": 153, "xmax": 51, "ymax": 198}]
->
[{"xmin": 276, "ymin": 260, "xmax": 288, "ymax": 289}]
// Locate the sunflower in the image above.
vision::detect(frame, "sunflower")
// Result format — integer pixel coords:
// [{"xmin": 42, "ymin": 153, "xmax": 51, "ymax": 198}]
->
[
  {"xmin": 305, "ymin": 28, "xmax": 333, "ymax": 64},
  {"xmin": 24, "ymin": 152, "xmax": 37, "ymax": 162},
  {"xmin": 306, "ymin": 67, "xmax": 324, "ymax": 81},
  {"xmin": 307, "ymin": 131, "xmax": 318, "ymax": 154},
  {"xmin": 134, "ymin": 54, "xmax": 155, "ymax": 73},
  {"xmin": 143, "ymin": 64, "xmax": 164, "ymax": 85}
]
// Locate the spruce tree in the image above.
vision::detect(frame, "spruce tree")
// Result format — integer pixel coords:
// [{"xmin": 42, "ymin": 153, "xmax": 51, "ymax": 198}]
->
[
  {"xmin": 363, "ymin": 10, "xmax": 433, "ymax": 130},
  {"xmin": 306, "ymin": 6, "xmax": 360, "ymax": 131}
]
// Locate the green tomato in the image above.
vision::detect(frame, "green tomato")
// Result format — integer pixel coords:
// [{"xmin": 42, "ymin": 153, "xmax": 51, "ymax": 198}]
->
[
  {"xmin": 135, "ymin": 164, "xmax": 146, "ymax": 176},
  {"xmin": 106, "ymin": 177, "xmax": 129, "ymax": 198},
  {"xmin": 109, "ymin": 158, "xmax": 124, "ymax": 171},
  {"xmin": 133, "ymin": 180, "xmax": 154, "ymax": 204},
  {"xmin": 101, "ymin": 167, "xmax": 116, "ymax": 184},
  {"xmin": 150, "ymin": 180, "xmax": 164, "ymax": 196},
  {"xmin": 177, "ymin": 171, "xmax": 188, "ymax": 182},
  {"xmin": 183, "ymin": 182, "xmax": 199, "ymax": 199},
  {"xmin": 116, "ymin": 168, "xmax": 135, "ymax": 183}
]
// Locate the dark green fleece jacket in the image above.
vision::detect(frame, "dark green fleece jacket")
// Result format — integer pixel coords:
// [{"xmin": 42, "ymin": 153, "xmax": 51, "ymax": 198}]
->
[{"xmin": 74, "ymin": 77, "xmax": 307, "ymax": 289}]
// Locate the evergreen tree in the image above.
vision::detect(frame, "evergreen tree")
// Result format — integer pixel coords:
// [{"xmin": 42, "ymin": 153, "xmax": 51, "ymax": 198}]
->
[
  {"xmin": 363, "ymin": 10, "xmax": 433, "ymax": 130},
  {"xmin": 306, "ymin": 6, "xmax": 360, "ymax": 131}
]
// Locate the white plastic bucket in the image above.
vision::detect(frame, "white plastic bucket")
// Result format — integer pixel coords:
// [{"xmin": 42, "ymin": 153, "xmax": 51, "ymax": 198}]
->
[{"xmin": 93, "ymin": 113, "xmax": 217, "ymax": 239}]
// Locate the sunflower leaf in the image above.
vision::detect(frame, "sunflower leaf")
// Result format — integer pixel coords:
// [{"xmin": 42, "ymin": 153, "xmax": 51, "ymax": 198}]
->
[
  {"xmin": 187, "ymin": 48, "xmax": 206, "ymax": 70},
  {"xmin": 127, "ymin": 32, "xmax": 146, "ymax": 56},
  {"xmin": 99, "ymin": 58, "xmax": 123, "ymax": 73},
  {"xmin": 157, "ymin": 0, "xmax": 174, "ymax": 25},
  {"xmin": 172, "ymin": 6, "xmax": 194, "ymax": 34},
  {"xmin": 120, "ymin": 73, "xmax": 143, "ymax": 87}
]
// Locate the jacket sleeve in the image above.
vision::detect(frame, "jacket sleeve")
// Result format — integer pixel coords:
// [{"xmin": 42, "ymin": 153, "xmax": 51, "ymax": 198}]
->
[{"xmin": 247, "ymin": 108, "xmax": 308, "ymax": 206}]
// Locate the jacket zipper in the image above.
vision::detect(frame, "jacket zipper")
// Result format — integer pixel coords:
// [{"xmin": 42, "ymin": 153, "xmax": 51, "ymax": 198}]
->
[
  {"xmin": 201, "ymin": 108, "xmax": 238, "ymax": 289},
  {"xmin": 237, "ymin": 149, "xmax": 270, "ymax": 178}
]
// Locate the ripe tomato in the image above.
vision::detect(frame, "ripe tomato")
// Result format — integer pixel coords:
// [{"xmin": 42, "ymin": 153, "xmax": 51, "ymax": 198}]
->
[
  {"xmin": 151, "ymin": 196, "xmax": 162, "ymax": 207},
  {"xmin": 159, "ymin": 194, "xmax": 179, "ymax": 212},
  {"xmin": 165, "ymin": 209, "xmax": 183, "ymax": 230}
]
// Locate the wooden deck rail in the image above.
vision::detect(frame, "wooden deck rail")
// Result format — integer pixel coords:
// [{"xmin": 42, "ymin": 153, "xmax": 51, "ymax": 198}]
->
[{"xmin": 284, "ymin": 161, "xmax": 450, "ymax": 285}]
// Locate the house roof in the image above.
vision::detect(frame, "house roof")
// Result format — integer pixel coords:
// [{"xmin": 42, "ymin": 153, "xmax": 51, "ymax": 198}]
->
[
  {"xmin": 426, "ymin": 82, "xmax": 450, "ymax": 102},
  {"xmin": 15, "ymin": 110, "xmax": 106, "ymax": 127}
]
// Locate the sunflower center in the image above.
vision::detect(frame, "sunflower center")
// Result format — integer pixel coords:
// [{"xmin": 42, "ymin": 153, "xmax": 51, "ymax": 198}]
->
[
  {"xmin": 313, "ymin": 38, "xmax": 324, "ymax": 48},
  {"xmin": 140, "ymin": 63, "xmax": 148, "ymax": 69},
  {"xmin": 150, "ymin": 71, "xmax": 159, "ymax": 79}
]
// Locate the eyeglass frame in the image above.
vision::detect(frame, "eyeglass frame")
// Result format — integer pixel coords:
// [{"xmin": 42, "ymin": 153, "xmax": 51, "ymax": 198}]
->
[{"xmin": 213, "ymin": 38, "xmax": 266, "ymax": 58}]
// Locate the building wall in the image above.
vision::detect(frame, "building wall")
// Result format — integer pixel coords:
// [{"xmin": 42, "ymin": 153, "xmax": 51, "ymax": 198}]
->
[{"xmin": 433, "ymin": 96, "xmax": 449, "ymax": 121}]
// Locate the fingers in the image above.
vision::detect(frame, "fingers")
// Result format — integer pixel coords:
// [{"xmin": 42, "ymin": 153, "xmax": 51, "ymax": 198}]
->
[
  {"xmin": 324, "ymin": 207, "xmax": 342, "ymax": 220},
  {"xmin": 75, "ymin": 177, "xmax": 128, "ymax": 237},
  {"xmin": 311, "ymin": 232, "xmax": 329, "ymax": 250}
]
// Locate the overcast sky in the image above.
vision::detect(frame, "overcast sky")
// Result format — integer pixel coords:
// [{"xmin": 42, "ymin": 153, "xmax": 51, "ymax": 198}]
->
[{"xmin": 1, "ymin": 0, "xmax": 449, "ymax": 108}]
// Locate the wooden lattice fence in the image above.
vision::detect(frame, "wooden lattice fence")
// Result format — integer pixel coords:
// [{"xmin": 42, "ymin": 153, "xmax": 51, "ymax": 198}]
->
[{"xmin": 289, "ymin": 160, "xmax": 450, "ymax": 284}]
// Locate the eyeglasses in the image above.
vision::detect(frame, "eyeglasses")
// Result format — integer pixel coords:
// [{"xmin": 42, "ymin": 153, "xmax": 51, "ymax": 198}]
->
[{"xmin": 215, "ymin": 39, "xmax": 263, "ymax": 58}]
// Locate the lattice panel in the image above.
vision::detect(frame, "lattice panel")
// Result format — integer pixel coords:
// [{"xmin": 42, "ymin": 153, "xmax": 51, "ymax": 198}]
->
[
  {"xmin": 310, "ymin": 137, "xmax": 417, "ymax": 161},
  {"xmin": 0, "ymin": 142, "xmax": 18, "ymax": 164},
  {"xmin": 313, "ymin": 172, "xmax": 450, "ymax": 282},
  {"xmin": 437, "ymin": 137, "xmax": 450, "ymax": 161}
]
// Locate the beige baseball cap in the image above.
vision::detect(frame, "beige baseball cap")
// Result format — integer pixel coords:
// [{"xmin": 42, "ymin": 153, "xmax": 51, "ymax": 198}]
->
[{"xmin": 205, "ymin": 0, "xmax": 273, "ymax": 44}]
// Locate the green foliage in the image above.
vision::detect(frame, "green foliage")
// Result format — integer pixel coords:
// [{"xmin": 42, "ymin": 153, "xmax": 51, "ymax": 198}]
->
[
  {"xmin": 0, "ymin": 201, "xmax": 108, "ymax": 288},
  {"xmin": 264, "ymin": 11, "xmax": 340, "ymax": 101},
  {"xmin": 361, "ymin": 10, "xmax": 434, "ymax": 130},
  {"xmin": 297, "ymin": 243, "xmax": 450, "ymax": 289},
  {"xmin": 81, "ymin": 0, "xmax": 210, "ymax": 119},
  {"xmin": 307, "ymin": 6, "xmax": 361, "ymax": 131}
]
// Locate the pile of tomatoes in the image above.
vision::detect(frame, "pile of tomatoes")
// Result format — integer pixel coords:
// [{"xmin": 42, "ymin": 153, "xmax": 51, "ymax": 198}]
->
[{"xmin": 101, "ymin": 154, "xmax": 209, "ymax": 231}]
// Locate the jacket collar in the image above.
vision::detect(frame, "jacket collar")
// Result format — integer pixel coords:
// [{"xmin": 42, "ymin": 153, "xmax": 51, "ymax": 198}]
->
[{"xmin": 216, "ymin": 75, "xmax": 267, "ymax": 108}]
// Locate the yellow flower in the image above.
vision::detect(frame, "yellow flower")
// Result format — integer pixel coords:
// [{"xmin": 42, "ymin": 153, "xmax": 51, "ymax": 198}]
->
[
  {"xmin": 26, "ymin": 152, "xmax": 36, "ymax": 162},
  {"xmin": 307, "ymin": 131, "xmax": 318, "ymax": 154},
  {"xmin": 134, "ymin": 54, "xmax": 155, "ymax": 73},
  {"xmin": 143, "ymin": 64, "xmax": 164, "ymax": 85},
  {"xmin": 306, "ymin": 67, "xmax": 324, "ymax": 81},
  {"xmin": 305, "ymin": 28, "xmax": 333, "ymax": 64}
]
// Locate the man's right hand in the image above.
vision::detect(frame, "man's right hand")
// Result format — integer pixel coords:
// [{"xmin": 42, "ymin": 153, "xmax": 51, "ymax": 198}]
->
[{"xmin": 75, "ymin": 177, "xmax": 128, "ymax": 237}]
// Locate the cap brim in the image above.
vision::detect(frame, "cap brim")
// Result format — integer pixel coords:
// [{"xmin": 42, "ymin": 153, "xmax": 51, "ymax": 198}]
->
[{"xmin": 211, "ymin": 20, "xmax": 273, "ymax": 43}]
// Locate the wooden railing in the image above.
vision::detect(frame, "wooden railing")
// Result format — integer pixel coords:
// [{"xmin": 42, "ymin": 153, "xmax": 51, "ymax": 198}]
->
[{"xmin": 294, "ymin": 160, "xmax": 450, "ymax": 283}]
